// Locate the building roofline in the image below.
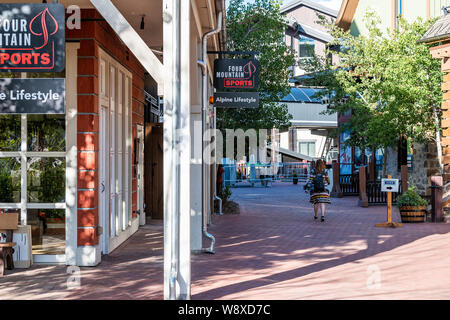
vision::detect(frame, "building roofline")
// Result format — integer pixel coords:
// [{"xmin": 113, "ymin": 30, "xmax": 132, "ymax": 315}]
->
[
  {"xmin": 296, "ymin": 22, "xmax": 334, "ymax": 42},
  {"xmin": 281, "ymin": 0, "xmax": 338, "ymax": 18},
  {"xmin": 336, "ymin": 0, "xmax": 359, "ymax": 31}
]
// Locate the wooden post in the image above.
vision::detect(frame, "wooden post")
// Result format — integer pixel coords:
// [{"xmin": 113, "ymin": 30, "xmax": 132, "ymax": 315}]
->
[
  {"xmin": 369, "ymin": 159, "xmax": 376, "ymax": 181},
  {"xmin": 359, "ymin": 166, "xmax": 368, "ymax": 207},
  {"xmin": 401, "ymin": 165, "xmax": 408, "ymax": 193},
  {"xmin": 376, "ymin": 174, "xmax": 402, "ymax": 228},
  {"xmin": 331, "ymin": 160, "xmax": 343, "ymax": 198},
  {"xmin": 431, "ymin": 176, "xmax": 443, "ymax": 222}
]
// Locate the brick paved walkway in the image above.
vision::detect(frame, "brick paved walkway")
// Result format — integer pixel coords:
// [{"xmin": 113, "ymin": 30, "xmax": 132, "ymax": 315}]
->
[{"xmin": 1, "ymin": 182, "xmax": 450, "ymax": 299}]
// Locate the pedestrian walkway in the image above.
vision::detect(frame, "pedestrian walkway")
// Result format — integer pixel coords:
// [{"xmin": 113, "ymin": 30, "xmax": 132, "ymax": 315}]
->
[
  {"xmin": 0, "ymin": 221, "xmax": 165, "ymax": 300},
  {"xmin": 1, "ymin": 182, "xmax": 450, "ymax": 299},
  {"xmin": 191, "ymin": 182, "xmax": 450, "ymax": 299}
]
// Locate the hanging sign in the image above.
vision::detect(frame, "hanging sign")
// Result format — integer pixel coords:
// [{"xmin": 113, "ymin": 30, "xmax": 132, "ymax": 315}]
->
[
  {"xmin": 0, "ymin": 3, "xmax": 65, "ymax": 72},
  {"xmin": 213, "ymin": 59, "xmax": 259, "ymax": 91},
  {"xmin": 214, "ymin": 92, "xmax": 259, "ymax": 108},
  {"xmin": 0, "ymin": 78, "xmax": 65, "ymax": 114}
]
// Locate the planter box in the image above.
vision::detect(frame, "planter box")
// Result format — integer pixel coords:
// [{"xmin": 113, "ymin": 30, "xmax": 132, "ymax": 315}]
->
[{"xmin": 399, "ymin": 206, "xmax": 426, "ymax": 223}]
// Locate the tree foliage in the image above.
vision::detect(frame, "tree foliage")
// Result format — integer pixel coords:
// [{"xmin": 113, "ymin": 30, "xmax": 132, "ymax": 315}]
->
[
  {"xmin": 216, "ymin": 0, "xmax": 295, "ymax": 132},
  {"xmin": 301, "ymin": 12, "xmax": 442, "ymax": 159}
]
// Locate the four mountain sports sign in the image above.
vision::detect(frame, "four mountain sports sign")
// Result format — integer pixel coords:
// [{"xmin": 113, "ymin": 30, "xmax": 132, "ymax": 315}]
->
[
  {"xmin": 0, "ymin": 3, "xmax": 65, "ymax": 114},
  {"xmin": 0, "ymin": 3, "xmax": 65, "ymax": 72},
  {"xmin": 213, "ymin": 57, "xmax": 259, "ymax": 108}
]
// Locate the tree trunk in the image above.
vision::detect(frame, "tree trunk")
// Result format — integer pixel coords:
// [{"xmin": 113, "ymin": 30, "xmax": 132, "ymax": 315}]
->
[{"xmin": 383, "ymin": 147, "xmax": 387, "ymax": 178}]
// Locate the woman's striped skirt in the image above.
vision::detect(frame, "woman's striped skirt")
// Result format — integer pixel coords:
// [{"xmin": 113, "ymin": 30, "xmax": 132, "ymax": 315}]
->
[{"xmin": 310, "ymin": 190, "xmax": 331, "ymax": 204}]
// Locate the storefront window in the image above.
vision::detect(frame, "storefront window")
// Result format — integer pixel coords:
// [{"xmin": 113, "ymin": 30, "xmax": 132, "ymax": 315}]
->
[
  {"xmin": 27, "ymin": 209, "xmax": 65, "ymax": 255},
  {"xmin": 0, "ymin": 113, "xmax": 66, "ymax": 256},
  {"xmin": 27, "ymin": 157, "xmax": 65, "ymax": 203},
  {"xmin": 0, "ymin": 115, "xmax": 21, "ymax": 151},
  {"xmin": 354, "ymin": 147, "xmax": 373, "ymax": 168},
  {"xmin": 0, "ymin": 157, "xmax": 21, "ymax": 203},
  {"xmin": 0, "ymin": 66, "xmax": 68, "ymax": 258},
  {"xmin": 376, "ymin": 148, "xmax": 384, "ymax": 179},
  {"xmin": 340, "ymin": 131, "xmax": 352, "ymax": 174},
  {"xmin": 27, "ymin": 115, "xmax": 65, "ymax": 152}
]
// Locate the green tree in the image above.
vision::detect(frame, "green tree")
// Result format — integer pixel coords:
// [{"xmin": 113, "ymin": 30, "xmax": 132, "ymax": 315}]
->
[
  {"xmin": 217, "ymin": 0, "xmax": 295, "ymax": 133},
  {"xmin": 301, "ymin": 12, "xmax": 443, "ymax": 174}
]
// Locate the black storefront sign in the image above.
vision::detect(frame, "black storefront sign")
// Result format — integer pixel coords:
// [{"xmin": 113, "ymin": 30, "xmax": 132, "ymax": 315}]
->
[
  {"xmin": 214, "ymin": 59, "xmax": 259, "ymax": 91},
  {"xmin": 0, "ymin": 3, "xmax": 65, "ymax": 72},
  {"xmin": 0, "ymin": 78, "xmax": 65, "ymax": 114},
  {"xmin": 214, "ymin": 92, "xmax": 259, "ymax": 108}
]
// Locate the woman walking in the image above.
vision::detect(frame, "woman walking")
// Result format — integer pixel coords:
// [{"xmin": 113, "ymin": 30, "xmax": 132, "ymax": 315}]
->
[{"xmin": 304, "ymin": 159, "xmax": 330, "ymax": 222}]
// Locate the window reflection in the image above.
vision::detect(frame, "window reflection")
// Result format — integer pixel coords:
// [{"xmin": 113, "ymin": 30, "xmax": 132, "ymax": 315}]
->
[
  {"xmin": 27, "ymin": 115, "xmax": 65, "ymax": 152},
  {"xmin": 0, "ymin": 115, "xmax": 21, "ymax": 151},
  {"xmin": 27, "ymin": 209, "xmax": 65, "ymax": 255},
  {"xmin": 0, "ymin": 157, "xmax": 21, "ymax": 203},
  {"xmin": 27, "ymin": 157, "xmax": 65, "ymax": 203}
]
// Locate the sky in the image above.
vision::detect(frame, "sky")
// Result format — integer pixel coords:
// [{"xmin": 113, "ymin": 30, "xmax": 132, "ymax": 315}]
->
[{"xmin": 314, "ymin": 0, "xmax": 343, "ymax": 11}]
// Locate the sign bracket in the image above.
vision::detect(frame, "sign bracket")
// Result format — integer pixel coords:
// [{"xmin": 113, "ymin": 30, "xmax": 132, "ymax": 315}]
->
[{"xmin": 207, "ymin": 51, "xmax": 260, "ymax": 59}]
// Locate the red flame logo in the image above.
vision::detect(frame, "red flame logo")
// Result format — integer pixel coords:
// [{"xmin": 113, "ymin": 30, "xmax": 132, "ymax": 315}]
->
[
  {"xmin": 29, "ymin": 8, "xmax": 59, "ymax": 50},
  {"xmin": 243, "ymin": 61, "xmax": 257, "ymax": 78}
]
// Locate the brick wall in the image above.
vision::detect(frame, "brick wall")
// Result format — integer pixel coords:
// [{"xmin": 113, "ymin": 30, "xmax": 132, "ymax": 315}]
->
[
  {"xmin": 440, "ymin": 73, "xmax": 450, "ymax": 212},
  {"xmin": 67, "ymin": 9, "xmax": 146, "ymax": 247}
]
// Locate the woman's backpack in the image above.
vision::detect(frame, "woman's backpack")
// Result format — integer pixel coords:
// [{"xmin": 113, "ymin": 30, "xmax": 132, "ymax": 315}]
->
[{"xmin": 313, "ymin": 172, "xmax": 325, "ymax": 192}]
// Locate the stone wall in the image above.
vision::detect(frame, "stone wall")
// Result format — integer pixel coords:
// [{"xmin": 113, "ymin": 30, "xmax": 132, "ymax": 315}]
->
[{"xmin": 384, "ymin": 142, "xmax": 439, "ymax": 196}]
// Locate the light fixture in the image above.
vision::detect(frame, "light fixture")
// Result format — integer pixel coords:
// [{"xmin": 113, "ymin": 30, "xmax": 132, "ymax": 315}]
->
[
  {"xmin": 140, "ymin": 15, "xmax": 145, "ymax": 30},
  {"xmin": 42, "ymin": 0, "xmax": 47, "ymax": 3}
]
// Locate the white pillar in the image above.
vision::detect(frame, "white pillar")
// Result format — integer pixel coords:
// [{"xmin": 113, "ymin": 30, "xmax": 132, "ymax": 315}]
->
[{"xmin": 163, "ymin": 0, "xmax": 191, "ymax": 300}]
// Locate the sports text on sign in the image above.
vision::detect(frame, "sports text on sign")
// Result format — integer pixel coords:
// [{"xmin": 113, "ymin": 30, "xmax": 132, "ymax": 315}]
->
[
  {"xmin": 0, "ymin": 4, "xmax": 65, "ymax": 72},
  {"xmin": 214, "ymin": 59, "xmax": 259, "ymax": 91}
]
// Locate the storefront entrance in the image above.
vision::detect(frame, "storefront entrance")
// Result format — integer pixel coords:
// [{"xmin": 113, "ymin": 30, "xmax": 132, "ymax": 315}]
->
[
  {"xmin": 97, "ymin": 47, "xmax": 137, "ymax": 255},
  {"xmin": 145, "ymin": 123, "xmax": 163, "ymax": 220}
]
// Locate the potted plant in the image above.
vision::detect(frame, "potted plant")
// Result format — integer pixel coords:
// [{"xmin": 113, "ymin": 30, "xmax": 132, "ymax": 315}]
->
[
  {"xmin": 396, "ymin": 186, "xmax": 428, "ymax": 223},
  {"xmin": 292, "ymin": 171, "xmax": 298, "ymax": 185}
]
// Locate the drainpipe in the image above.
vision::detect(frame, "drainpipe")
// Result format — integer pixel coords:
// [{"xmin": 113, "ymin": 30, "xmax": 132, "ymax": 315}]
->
[
  {"xmin": 197, "ymin": 12, "xmax": 222, "ymax": 254},
  {"xmin": 214, "ymin": 194, "xmax": 223, "ymax": 215},
  {"xmin": 213, "ymin": 77, "xmax": 223, "ymax": 216}
]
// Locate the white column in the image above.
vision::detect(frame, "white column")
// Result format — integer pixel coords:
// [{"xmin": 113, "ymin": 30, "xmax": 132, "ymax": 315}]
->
[
  {"xmin": 178, "ymin": 0, "xmax": 191, "ymax": 299},
  {"xmin": 163, "ymin": 0, "xmax": 191, "ymax": 300},
  {"xmin": 66, "ymin": 42, "xmax": 80, "ymax": 266}
]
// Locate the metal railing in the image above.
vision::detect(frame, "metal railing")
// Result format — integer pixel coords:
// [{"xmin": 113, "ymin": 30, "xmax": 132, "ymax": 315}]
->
[
  {"xmin": 367, "ymin": 180, "xmax": 402, "ymax": 205},
  {"xmin": 144, "ymin": 90, "xmax": 163, "ymax": 123},
  {"xmin": 340, "ymin": 173, "xmax": 359, "ymax": 195},
  {"xmin": 223, "ymin": 162, "xmax": 311, "ymax": 187}
]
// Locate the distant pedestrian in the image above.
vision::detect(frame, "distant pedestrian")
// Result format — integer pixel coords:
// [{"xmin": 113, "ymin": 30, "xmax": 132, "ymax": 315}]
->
[{"xmin": 304, "ymin": 159, "xmax": 330, "ymax": 222}]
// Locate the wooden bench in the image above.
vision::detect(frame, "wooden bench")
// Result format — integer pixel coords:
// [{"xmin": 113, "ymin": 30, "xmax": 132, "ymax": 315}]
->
[{"xmin": 0, "ymin": 213, "xmax": 18, "ymax": 276}]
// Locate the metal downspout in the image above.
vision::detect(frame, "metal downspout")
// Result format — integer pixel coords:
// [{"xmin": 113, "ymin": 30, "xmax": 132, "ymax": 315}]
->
[{"xmin": 197, "ymin": 12, "xmax": 222, "ymax": 254}]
